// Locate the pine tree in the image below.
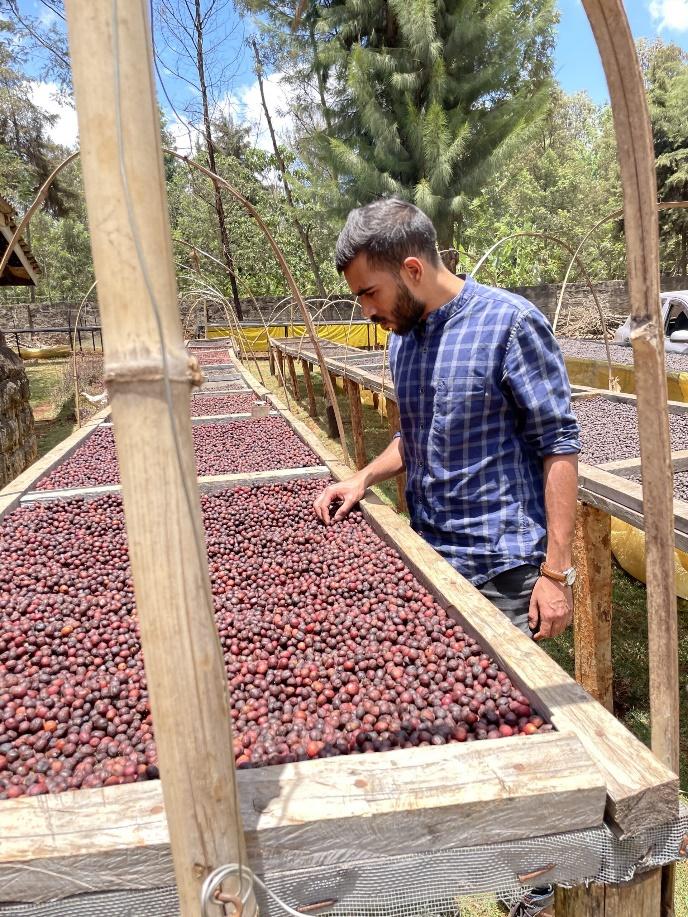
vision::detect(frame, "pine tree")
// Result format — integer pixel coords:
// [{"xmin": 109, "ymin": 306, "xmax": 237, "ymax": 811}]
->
[{"xmin": 251, "ymin": 0, "xmax": 556, "ymax": 265}]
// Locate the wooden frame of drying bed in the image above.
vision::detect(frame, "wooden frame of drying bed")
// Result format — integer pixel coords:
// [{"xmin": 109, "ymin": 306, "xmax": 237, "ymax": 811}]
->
[{"xmin": 0, "ymin": 353, "xmax": 679, "ymax": 905}]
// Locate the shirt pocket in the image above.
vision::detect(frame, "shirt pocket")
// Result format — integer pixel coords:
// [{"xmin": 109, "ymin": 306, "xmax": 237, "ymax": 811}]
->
[
  {"xmin": 430, "ymin": 374, "xmax": 488, "ymax": 460},
  {"xmin": 433, "ymin": 374, "xmax": 487, "ymax": 417}
]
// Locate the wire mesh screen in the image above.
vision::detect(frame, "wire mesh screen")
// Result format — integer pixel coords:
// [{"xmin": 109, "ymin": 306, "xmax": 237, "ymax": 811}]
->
[{"xmin": 2, "ymin": 805, "xmax": 686, "ymax": 917}]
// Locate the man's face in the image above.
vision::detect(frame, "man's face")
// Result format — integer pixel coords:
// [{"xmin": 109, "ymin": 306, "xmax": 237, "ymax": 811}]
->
[{"xmin": 343, "ymin": 253, "xmax": 426, "ymax": 335}]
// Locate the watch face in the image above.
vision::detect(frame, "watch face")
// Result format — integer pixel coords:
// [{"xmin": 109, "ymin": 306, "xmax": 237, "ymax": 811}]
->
[{"xmin": 565, "ymin": 568, "xmax": 577, "ymax": 587}]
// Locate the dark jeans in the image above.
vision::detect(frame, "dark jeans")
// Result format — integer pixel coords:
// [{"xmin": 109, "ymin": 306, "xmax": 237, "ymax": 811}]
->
[{"xmin": 478, "ymin": 563, "xmax": 540, "ymax": 637}]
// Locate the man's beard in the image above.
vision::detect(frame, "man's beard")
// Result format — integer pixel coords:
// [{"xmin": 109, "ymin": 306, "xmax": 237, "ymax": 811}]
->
[{"xmin": 388, "ymin": 280, "xmax": 426, "ymax": 335}]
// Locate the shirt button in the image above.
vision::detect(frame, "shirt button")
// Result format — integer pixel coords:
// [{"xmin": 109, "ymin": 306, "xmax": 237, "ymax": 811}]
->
[{"xmin": 419, "ymin": 387, "xmax": 424, "ymax": 394}]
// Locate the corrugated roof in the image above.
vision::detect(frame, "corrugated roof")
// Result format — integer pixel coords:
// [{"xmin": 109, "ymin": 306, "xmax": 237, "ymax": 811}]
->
[{"xmin": 0, "ymin": 193, "xmax": 41, "ymax": 286}]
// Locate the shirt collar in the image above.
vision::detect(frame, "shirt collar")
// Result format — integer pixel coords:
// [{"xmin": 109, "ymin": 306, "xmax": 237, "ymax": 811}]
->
[{"xmin": 414, "ymin": 274, "xmax": 474, "ymax": 338}]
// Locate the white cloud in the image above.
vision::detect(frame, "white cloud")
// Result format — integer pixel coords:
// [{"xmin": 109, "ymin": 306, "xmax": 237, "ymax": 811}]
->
[
  {"xmin": 28, "ymin": 81, "xmax": 79, "ymax": 149},
  {"xmin": 164, "ymin": 73, "xmax": 297, "ymax": 156},
  {"xmin": 232, "ymin": 75, "xmax": 294, "ymax": 152},
  {"xmin": 649, "ymin": 0, "xmax": 688, "ymax": 31}
]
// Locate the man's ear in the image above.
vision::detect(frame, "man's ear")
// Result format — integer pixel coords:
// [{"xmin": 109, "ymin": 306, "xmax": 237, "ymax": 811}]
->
[{"xmin": 400, "ymin": 256, "xmax": 424, "ymax": 286}]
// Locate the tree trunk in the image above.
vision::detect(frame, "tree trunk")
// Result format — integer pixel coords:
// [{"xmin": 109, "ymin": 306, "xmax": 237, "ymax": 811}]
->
[
  {"xmin": 252, "ymin": 40, "xmax": 327, "ymax": 297},
  {"xmin": 194, "ymin": 0, "xmax": 243, "ymax": 320},
  {"xmin": 680, "ymin": 226, "xmax": 687, "ymax": 278},
  {"xmin": 438, "ymin": 218, "xmax": 457, "ymax": 273}
]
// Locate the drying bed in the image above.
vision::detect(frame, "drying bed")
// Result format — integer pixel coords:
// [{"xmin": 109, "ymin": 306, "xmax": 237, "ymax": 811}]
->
[
  {"xmin": 0, "ymin": 481, "xmax": 545, "ymax": 800},
  {"xmin": 560, "ymin": 338, "xmax": 688, "ymax": 373},
  {"xmin": 190, "ymin": 394, "xmax": 259, "ymax": 416},
  {"xmin": 574, "ymin": 395, "xmax": 688, "ymax": 465},
  {"xmin": 188, "ymin": 348, "xmax": 232, "ymax": 366},
  {"xmin": 33, "ymin": 418, "xmax": 319, "ymax": 490}
]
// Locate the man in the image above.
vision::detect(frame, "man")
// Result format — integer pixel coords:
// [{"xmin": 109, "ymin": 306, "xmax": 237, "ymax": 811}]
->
[{"xmin": 314, "ymin": 198, "xmax": 580, "ymax": 641}]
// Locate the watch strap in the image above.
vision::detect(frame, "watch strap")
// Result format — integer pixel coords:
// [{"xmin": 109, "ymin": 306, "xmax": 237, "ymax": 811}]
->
[{"xmin": 539, "ymin": 561, "xmax": 568, "ymax": 583}]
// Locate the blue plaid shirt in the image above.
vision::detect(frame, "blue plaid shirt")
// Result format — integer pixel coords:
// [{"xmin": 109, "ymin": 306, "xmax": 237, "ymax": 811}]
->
[{"xmin": 388, "ymin": 275, "xmax": 580, "ymax": 586}]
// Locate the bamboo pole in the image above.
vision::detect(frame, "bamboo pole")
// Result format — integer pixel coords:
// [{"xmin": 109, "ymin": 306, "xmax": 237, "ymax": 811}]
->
[
  {"xmin": 572, "ymin": 503, "xmax": 613, "ymax": 712},
  {"xmin": 346, "ymin": 378, "xmax": 367, "ymax": 470},
  {"xmin": 566, "ymin": 3, "xmax": 679, "ymax": 913},
  {"xmin": 302, "ymin": 359, "xmax": 318, "ymax": 418},
  {"xmin": 64, "ymin": 4, "xmax": 254, "ymax": 916},
  {"xmin": 581, "ymin": 0, "xmax": 679, "ymax": 785}
]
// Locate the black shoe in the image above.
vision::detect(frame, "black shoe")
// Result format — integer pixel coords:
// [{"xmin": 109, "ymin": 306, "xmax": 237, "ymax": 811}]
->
[{"xmin": 507, "ymin": 885, "xmax": 554, "ymax": 917}]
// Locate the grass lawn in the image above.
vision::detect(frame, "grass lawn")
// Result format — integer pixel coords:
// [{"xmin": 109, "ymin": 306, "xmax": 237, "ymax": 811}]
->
[
  {"xmin": 24, "ymin": 359, "xmax": 78, "ymax": 459},
  {"xmin": 257, "ymin": 355, "xmax": 688, "ymax": 914}
]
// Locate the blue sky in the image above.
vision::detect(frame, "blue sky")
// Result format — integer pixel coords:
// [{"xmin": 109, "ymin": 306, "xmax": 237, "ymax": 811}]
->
[
  {"xmin": 17, "ymin": 0, "xmax": 688, "ymax": 149},
  {"xmin": 555, "ymin": 0, "xmax": 688, "ymax": 103}
]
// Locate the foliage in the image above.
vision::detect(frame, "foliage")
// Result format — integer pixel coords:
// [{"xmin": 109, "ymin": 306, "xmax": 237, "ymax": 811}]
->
[
  {"xmin": 248, "ymin": 0, "xmax": 557, "ymax": 254},
  {"xmin": 640, "ymin": 39, "xmax": 688, "ymax": 275},
  {"xmin": 461, "ymin": 89, "xmax": 626, "ymax": 285}
]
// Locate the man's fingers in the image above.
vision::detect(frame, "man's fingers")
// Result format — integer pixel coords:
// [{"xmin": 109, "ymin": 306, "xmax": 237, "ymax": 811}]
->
[
  {"xmin": 534, "ymin": 616, "xmax": 553, "ymax": 641},
  {"xmin": 333, "ymin": 493, "xmax": 357, "ymax": 521},
  {"xmin": 313, "ymin": 488, "xmax": 336, "ymax": 524},
  {"xmin": 527, "ymin": 596, "xmax": 539, "ymax": 632}
]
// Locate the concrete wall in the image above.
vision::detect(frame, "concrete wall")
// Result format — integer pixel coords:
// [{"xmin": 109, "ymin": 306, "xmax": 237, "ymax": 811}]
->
[
  {"xmin": 0, "ymin": 331, "xmax": 37, "ymax": 488},
  {"xmin": 2, "ymin": 275, "xmax": 687, "ymax": 337}
]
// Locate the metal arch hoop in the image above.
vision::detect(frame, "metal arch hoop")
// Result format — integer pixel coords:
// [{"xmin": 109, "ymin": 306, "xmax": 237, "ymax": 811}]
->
[
  {"xmin": 472, "ymin": 230, "xmax": 615, "ymax": 390},
  {"xmin": 552, "ymin": 200, "xmax": 688, "ymax": 335}
]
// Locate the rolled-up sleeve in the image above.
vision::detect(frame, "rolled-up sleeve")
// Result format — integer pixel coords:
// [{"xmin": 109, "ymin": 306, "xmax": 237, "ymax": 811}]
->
[{"xmin": 501, "ymin": 308, "xmax": 580, "ymax": 457}]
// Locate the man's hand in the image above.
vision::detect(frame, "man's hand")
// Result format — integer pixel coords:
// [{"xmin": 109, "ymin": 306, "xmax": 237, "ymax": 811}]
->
[
  {"xmin": 313, "ymin": 475, "xmax": 367, "ymax": 525},
  {"xmin": 528, "ymin": 575, "xmax": 573, "ymax": 641}
]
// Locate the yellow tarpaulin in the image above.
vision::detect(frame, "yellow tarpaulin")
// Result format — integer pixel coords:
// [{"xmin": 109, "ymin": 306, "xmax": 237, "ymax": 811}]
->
[
  {"xmin": 565, "ymin": 355, "xmax": 688, "ymax": 403},
  {"xmin": 611, "ymin": 516, "xmax": 688, "ymax": 599},
  {"xmin": 209, "ymin": 323, "xmax": 389, "ymax": 353},
  {"xmin": 19, "ymin": 345, "xmax": 72, "ymax": 360}
]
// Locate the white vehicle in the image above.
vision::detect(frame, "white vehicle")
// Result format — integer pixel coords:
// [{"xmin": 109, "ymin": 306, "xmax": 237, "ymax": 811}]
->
[{"xmin": 613, "ymin": 290, "xmax": 688, "ymax": 352}]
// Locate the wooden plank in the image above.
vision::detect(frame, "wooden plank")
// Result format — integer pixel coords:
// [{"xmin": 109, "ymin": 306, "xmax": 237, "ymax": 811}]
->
[
  {"xmin": 598, "ymin": 449, "xmax": 688, "ymax": 476},
  {"xmin": 0, "ymin": 731, "xmax": 606, "ymax": 902},
  {"xmin": 0, "ymin": 407, "xmax": 110, "ymax": 521},
  {"xmin": 346, "ymin": 378, "xmax": 367, "ymax": 470},
  {"xmin": 18, "ymin": 467, "xmax": 332, "ymax": 504},
  {"xmin": 301, "ymin": 358, "xmax": 318, "ymax": 418},
  {"xmin": 571, "ymin": 384, "xmax": 688, "ymax": 414},
  {"xmin": 386, "ymin": 398, "xmax": 408, "ymax": 513},
  {"xmin": 578, "ymin": 463, "xmax": 688, "ymax": 552},
  {"xmin": 231, "ymin": 356, "xmax": 679, "ymax": 836},
  {"xmin": 573, "ymin": 503, "xmax": 614, "ymax": 712}
]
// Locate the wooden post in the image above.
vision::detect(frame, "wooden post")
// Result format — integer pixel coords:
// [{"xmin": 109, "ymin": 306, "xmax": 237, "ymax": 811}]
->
[
  {"xmin": 64, "ymin": 4, "xmax": 255, "ymax": 916},
  {"xmin": 301, "ymin": 359, "xmax": 318, "ymax": 418},
  {"xmin": 325, "ymin": 371, "xmax": 339, "ymax": 438},
  {"xmin": 564, "ymin": 4, "xmax": 678, "ymax": 913},
  {"xmin": 573, "ymin": 502, "xmax": 613, "ymax": 712},
  {"xmin": 372, "ymin": 391, "xmax": 379, "ymax": 410},
  {"xmin": 386, "ymin": 398, "xmax": 407, "ymax": 513},
  {"xmin": 286, "ymin": 353, "xmax": 300, "ymax": 400},
  {"xmin": 268, "ymin": 345, "xmax": 275, "ymax": 376},
  {"xmin": 555, "ymin": 870, "xmax": 662, "ymax": 916},
  {"xmin": 275, "ymin": 346, "xmax": 285, "ymax": 379},
  {"xmin": 346, "ymin": 378, "xmax": 367, "ymax": 470}
]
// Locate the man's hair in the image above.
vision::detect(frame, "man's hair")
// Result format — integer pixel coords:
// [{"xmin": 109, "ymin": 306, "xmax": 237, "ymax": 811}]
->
[{"xmin": 335, "ymin": 198, "xmax": 441, "ymax": 273}]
